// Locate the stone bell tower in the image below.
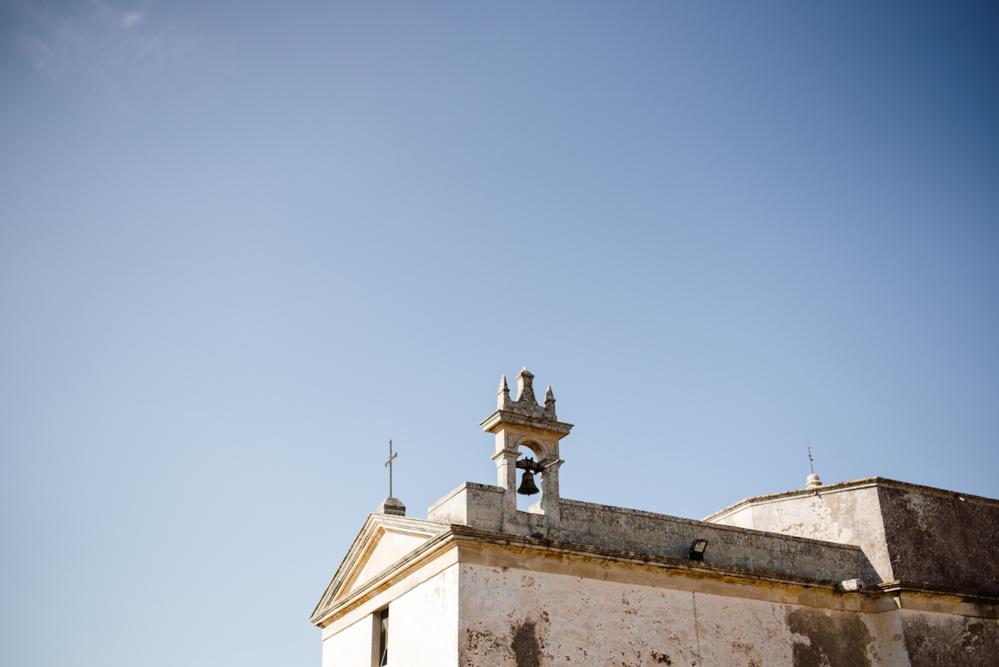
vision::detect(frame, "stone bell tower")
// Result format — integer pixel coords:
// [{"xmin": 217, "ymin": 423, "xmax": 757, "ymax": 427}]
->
[{"xmin": 480, "ymin": 368, "xmax": 573, "ymax": 533}]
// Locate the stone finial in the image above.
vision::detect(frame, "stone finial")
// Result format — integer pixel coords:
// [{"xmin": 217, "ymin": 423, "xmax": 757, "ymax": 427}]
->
[
  {"xmin": 806, "ymin": 473, "xmax": 822, "ymax": 490},
  {"xmin": 515, "ymin": 368, "xmax": 537, "ymax": 405},
  {"xmin": 543, "ymin": 385, "xmax": 557, "ymax": 420},
  {"xmin": 377, "ymin": 497, "xmax": 406, "ymax": 516},
  {"xmin": 497, "ymin": 375, "xmax": 512, "ymax": 410},
  {"xmin": 488, "ymin": 368, "xmax": 563, "ymax": 423}
]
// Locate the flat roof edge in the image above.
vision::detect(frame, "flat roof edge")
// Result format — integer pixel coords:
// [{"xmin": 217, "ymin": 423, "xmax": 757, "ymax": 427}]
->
[{"xmin": 704, "ymin": 477, "xmax": 999, "ymax": 523}]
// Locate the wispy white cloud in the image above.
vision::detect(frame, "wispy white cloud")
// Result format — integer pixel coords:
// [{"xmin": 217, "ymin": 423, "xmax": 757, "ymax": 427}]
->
[
  {"xmin": 10, "ymin": 1, "xmax": 189, "ymax": 88},
  {"xmin": 120, "ymin": 11, "xmax": 143, "ymax": 29}
]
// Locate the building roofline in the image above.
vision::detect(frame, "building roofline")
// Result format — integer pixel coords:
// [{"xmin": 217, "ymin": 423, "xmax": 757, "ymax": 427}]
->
[
  {"xmin": 311, "ymin": 523, "xmax": 855, "ymax": 627},
  {"xmin": 561, "ymin": 498, "xmax": 861, "ymax": 550},
  {"xmin": 312, "ymin": 521, "xmax": 999, "ymax": 629},
  {"xmin": 703, "ymin": 476, "xmax": 999, "ymax": 523}
]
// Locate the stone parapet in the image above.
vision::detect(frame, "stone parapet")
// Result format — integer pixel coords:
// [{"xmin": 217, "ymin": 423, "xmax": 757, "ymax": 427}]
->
[
  {"xmin": 556, "ymin": 499, "xmax": 862, "ymax": 583},
  {"xmin": 427, "ymin": 482, "xmax": 505, "ymax": 532},
  {"xmin": 424, "ymin": 484, "xmax": 862, "ymax": 584}
]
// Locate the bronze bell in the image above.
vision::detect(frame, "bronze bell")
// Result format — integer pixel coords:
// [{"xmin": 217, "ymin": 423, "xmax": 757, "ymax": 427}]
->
[{"xmin": 517, "ymin": 470, "xmax": 540, "ymax": 496}]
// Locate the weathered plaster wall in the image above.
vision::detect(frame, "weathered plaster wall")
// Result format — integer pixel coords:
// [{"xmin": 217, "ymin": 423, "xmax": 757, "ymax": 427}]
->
[
  {"xmin": 458, "ymin": 563, "xmax": 910, "ymax": 667},
  {"xmin": 706, "ymin": 480, "xmax": 999, "ymax": 591},
  {"xmin": 900, "ymin": 610, "xmax": 999, "ymax": 667},
  {"xmin": 322, "ymin": 614, "xmax": 373, "ymax": 667},
  {"xmin": 709, "ymin": 485, "xmax": 890, "ymax": 584},
  {"xmin": 878, "ymin": 486, "xmax": 999, "ymax": 592},
  {"xmin": 388, "ymin": 563, "xmax": 460, "ymax": 667}
]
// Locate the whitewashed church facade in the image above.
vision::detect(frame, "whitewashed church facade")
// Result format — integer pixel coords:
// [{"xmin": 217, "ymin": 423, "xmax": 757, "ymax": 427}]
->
[{"xmin": 311, "ymin": 369, "xmax": 999, "ymax": 667}]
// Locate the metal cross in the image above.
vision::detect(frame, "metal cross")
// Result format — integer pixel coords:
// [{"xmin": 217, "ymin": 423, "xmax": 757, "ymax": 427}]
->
[
  {"xmin": 807, "ymin": 442, "xmax": 815, "ymax": 475},
  {"xmin": 385, "ymin": 439, "xmax": 398, "ymax": 498}
]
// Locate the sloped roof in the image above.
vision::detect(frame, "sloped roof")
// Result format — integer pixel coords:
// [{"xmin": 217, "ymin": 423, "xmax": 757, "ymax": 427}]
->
[{"xmin": 310, "ymin": 513, "xmax": 446, "ymax": 625}]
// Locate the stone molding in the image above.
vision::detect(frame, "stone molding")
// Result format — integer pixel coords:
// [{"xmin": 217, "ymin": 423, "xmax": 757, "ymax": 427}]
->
[
  {"xmin": 313, "ymin": 522, "xmax": 999, "ymax": 634},
  {"xmin": 479, "ymin": 409, "xmax": 573, "ymax": 435}
]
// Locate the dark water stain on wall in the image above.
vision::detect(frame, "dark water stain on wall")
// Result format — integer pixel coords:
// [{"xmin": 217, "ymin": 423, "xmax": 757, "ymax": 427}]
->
[
  {"xmin": 903, "ymin": 614, "xmax": 999, "ymax": 667},
  {"xmin": 878, "ymin": 486, "xmax": 999, "ymax": 591},
  {"xmin": 511, "ymin": 620, "xmax": 542, "ymax": 667},
  {"xmin": 786, "ymin": 608, "xmax": 873, "ymax": 667}
]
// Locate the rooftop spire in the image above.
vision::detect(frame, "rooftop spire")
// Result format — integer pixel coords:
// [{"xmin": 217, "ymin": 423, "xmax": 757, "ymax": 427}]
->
[
  {"xmin": 515, "ymin": 368, "xmax": 537, "ymax": 405},
  {"xmin": 806, "ymin": 442, "xmax": 822, "ymax": 489},
  {"xmin": 497, "ymin": 375, "xmax": 512, "ymax": 410},
  {"xmin": 489, "ymin": 368, "xmax": 566, "ymax": 423},
  {"xmin": 543, "ymin": 385, "xmax": 557, "ymax": 420}
]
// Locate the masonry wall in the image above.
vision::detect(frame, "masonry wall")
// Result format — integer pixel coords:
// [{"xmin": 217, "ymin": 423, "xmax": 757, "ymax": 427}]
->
[
  {"xmin": 457, "ymin": 562, "xmax": 913, "ymax": 667},
  {"xmin": 877, "ymin": 485, "xmax": 999, "ymax": 591},
  {"xmin": 706, "ymin": 480, "xmax": 999, "ymax": 591},
  {"xmin": 557, "ymin": 499, "xmax": 862, "ymax": 583},
  {"xmin": 429, "ymin": 483, "xmax": 504, "ymax": 532},
  {"xmin": 428, "ymin": 485, "xmax": 863, "ymax": 584},
  {"xmin": 708, "ymin": 485, "xmax": 890, "ymax": 584},
  {"xmin": 900, "ymin": 610, "xmax": 999, "ymax": 667}
]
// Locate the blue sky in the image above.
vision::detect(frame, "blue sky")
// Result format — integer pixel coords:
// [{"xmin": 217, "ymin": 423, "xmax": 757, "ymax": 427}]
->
[{"xmin": 1, "ymin": 2, "xmax": 997, "ymax": 665}]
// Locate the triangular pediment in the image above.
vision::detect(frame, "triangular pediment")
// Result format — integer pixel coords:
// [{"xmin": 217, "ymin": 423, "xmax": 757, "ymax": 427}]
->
[{"xmin": 310, "ymin": 513, "xmax": 446, "ymax": 624}]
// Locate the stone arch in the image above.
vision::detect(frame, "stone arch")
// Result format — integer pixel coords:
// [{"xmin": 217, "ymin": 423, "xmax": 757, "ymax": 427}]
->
[
  {"xmin": 510, "ymin": 436, "xmax": 558, "ymax": 463},
  {"xmin": 517, "ymin": 439, "xmax": 546, "ymax": 462}
]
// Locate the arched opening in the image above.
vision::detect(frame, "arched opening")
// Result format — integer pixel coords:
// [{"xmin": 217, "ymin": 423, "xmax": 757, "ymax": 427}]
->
[{"xmin": 515, "ymin": 441, "xmax": 545, "ymax": 513}]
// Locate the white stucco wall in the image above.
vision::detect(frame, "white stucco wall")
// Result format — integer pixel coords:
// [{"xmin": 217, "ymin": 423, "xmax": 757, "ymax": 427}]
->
[
  {"xmin": 322, "ymin": 614, "xmax": 373, "ymax": 667},
  {"xmin": 387, "ymin": 563, "xmax": 459, "ymax": 667},
  {"xmin": 458, "ymin": 563, "xmax": 910, "ymax": 667},
  {"xmin": 323, "ymin": 564, "xmax": 459, "ymax": 667}
]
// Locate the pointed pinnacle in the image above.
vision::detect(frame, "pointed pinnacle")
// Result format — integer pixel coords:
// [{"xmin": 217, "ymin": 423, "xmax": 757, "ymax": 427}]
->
[{"xmin": 498, "ymin": 375, "xmax": 509, "ymax": 394}]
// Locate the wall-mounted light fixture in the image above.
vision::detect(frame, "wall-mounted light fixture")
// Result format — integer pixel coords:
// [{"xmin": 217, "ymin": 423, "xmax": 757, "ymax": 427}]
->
[
  {"xmin": 688, "ymin": 539, "xmax": 708, "ymax": 561},
  {"xmin": 837, "ymin": 579, "xmax": 865, "ymax": 593}
]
